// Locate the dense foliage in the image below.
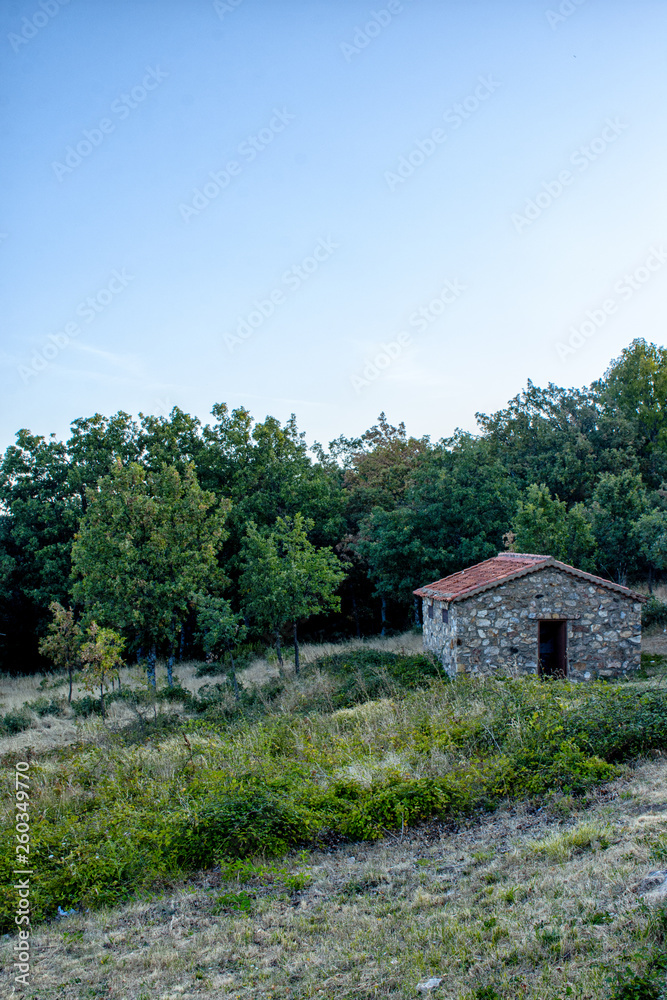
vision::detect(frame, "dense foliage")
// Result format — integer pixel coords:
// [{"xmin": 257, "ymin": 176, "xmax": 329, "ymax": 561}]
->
[{"xmin": 3, "ymin": 338, "xmax": 667, "ymax": 672}]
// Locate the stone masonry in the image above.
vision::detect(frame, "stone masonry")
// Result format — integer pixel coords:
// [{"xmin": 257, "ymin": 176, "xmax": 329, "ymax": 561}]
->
[{"xmin": 418, "ymin": 562, "xmax": 643, "ymax": 681}]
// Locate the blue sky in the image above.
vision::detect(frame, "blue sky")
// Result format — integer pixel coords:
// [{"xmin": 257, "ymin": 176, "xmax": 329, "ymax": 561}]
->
[{"xmin": 2, "ymin": 0, "xmax": 666, "ymax": 451}]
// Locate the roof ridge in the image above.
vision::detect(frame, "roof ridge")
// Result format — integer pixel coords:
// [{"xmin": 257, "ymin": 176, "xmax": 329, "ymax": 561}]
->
[{"xmin": 496, "ymin": 551, "xmax": 550, "ymax": 560}]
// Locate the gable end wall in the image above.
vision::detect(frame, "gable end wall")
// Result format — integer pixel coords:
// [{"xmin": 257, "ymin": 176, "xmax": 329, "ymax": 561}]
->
[{"xmin": 421, "ymin": 566, "xmax": 642, "ymax": 680}]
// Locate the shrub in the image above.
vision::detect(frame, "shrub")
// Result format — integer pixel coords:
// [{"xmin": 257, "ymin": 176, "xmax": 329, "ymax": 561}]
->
[
  {"xmin": 28, "ymin": 695, "xmax": 65, "ymax": 717},
  {"xmin": 314, "ymin": 648, "xmax": 442, "ymax": 709},
  {"xmin": 0, "ymin": 708, "xmax": 33, "ymax": 734},
  {"xmin": 334, "ymin": 776, "xmax": 452, "ymax": 840},
  {"xmin": 4, "ymin": 667, "xmax": 667, "ymax": 934},
  {"xmin": 609, "ymin": 952, "xmax": 667, "ymax": 999},
  {"xmin": 642, "ymin": 596, "xmax": 667, "ymax": 629},
  {"xmin": 173, "ymin": 787, "xmax": 313, "ymax": 867},
  {"xmin": 70, "ymin": 694, "xmax": 106, "ymax": 718}
]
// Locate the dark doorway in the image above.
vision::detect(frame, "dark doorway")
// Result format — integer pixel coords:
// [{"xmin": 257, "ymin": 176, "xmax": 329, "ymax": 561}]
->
[{"xmin": 538, "ymin": 620, "xmax": 567, "ymax": 678}]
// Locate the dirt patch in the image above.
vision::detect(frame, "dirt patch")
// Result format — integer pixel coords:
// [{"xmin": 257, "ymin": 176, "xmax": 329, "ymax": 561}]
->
[{"xmin": 642, "ymin": 628, "xmax": 667, "ymax": 656}]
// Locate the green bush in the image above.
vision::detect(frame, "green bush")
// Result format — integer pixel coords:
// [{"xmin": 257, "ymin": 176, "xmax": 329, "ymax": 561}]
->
[
  {"xmin": 70, "ymin": 688, "xmax": 138, "ymax": 717},
  {"xmin": 315, "ymin": 648, "xmax": 442, "ymax": 709},
  {"xmin": 28, "ymin": 695, "xmax": 65, "ymax": 717},
  {"xmin": 0, "ymin": 707, "xmax": 33, "ymax": 734},
  {"xmin": 642, "ymin": 596, "xmax": 667, "ymax": 629},
  {"xmin": 157, "ymin": 683, "xmax": 195, "ymax": 705},
  {"xmin": 173, "ymin": 787, "xmax": 313, "ymax": 867},
  {"xmin": 334, "ymin": 776, "xmax": 452, "ymax": 840},
  {"xmin": 609, "ymin": 952, "xmax": 667, "ymax": 999}
]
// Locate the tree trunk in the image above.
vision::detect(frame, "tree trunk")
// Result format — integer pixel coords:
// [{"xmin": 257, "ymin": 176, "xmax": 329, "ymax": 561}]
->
[
  {"xmin": 100, "ymin": 683, "xmax": 105, "ymax": 719},
  {"xmin": 179, "ymin": 626, "xmax": 185, "ymax": 661},
  {"xmin": 275, "ymin": 630, "xmax": 283, "ymax": 668},
  {"xmin": 381, "ymin": 597, "xmax": 387, "ymax": 637},
  {"xmin": 293, "ymin": 621, "xmax": 300, "ymax": 675},
  {"xmin": 229, "ymin": 650, "xmax": 239, "ymax": 702},
  {"xmin": 67, "ymin": 662, "xmax": 73, "ymax": 705},
  {"xmin": 147, "ymin": 646, "xmax": 157, "ymax": 689},
  {"xmin": 414, "ymin": 596, "xmax": 421, "ymax": 627},
  {"xmin": 648, "ymin": 564, "xmax": 654, "ymax": 595},
  {"xmin": 167, "ymin": 653, "xmax": 174, "ymax": 688}
]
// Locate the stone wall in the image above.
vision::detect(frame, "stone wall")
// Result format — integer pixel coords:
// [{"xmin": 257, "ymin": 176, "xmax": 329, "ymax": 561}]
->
[{"xmin": 421, "ymin": 567, "xmax": 642, "ymax": 681}]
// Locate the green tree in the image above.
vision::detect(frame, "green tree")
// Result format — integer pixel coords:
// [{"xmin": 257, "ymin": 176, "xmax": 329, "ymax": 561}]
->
[
  {"xmin": 241, "ymin": 514, "xmax": 346, "ymax": 673},
  {"xmin": 355, "ymin": 435, "xmax": 518, "ymax": 626},
  {"xmin": 631, "ymin": 507, "xmax": 667, "ymax": 592},
  {"xmin": 79, "ymin": 621, "xmax": 124, "ymax": 718},
  {"xmin": 597, "ymin": 339, "xmax": 667, "ymax": 486},
  {"xmin": 588, "ymin": 471, "xmax": 649, "ymax": 585},
  {"xmin": 200, "ymin": 405, "xmax": 344, "ymax": 548},
  {"xmin": 332, "ymin": 412, "xmax": 430, "ymax": 522},
  {"xmin": 139, "ymin": 407, "xmax": 205, "ymax": 474},
  {"xmin": 355, "ymin": 506, "xmax": 427, "ymax": 630},
  {"xmin": 477, "ymin": 380, "xmax": 639, "ymax": 504},
  {"xmin": 38, "ymin": 602, "xmax": 82, "ymax": 704},
  {"xmin": 511, "ymin": 484, "xmax": 597, "ymax": 570},
  {"xmin": 240, "ymin": 523, "xmax": 289, "ymax": 667},
  {"xmin": 66, "ymin": 412, "xmax": 142, "ymax": 513},
  {"xmin": 72, "ymin": 461, "xmax": 229, "ymax": 688},
  {"xmin": 0, "ymin": 413, "xmax": 142, "ymax": 670},
  {"xmin": 195, "ymin": 594, "xmax": 247, "ymax": 700},
  {"xmin": 0, "ymin": 430, "xmax": 79, "ymax": 669}
]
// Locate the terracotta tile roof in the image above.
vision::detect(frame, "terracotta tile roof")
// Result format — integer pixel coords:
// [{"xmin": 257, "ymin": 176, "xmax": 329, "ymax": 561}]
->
[{"xmin": 413, "ymin": 552, "xmax": 647, "ymax": 603}]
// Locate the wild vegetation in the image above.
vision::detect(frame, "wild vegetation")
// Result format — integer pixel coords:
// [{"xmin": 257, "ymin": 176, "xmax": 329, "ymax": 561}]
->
[
  {"xmin": 2, "ymin": 643, "xmax": 667, "ymax": 997},
  {"xmin": 3, "ymin": 338, "xmax": 667, "ymax": 675},
  {"xmin": 3, "ymin": 339, "xmax": 667, "ymax": 996}
]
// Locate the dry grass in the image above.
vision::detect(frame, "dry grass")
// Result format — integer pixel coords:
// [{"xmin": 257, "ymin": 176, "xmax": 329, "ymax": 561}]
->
[
  {"xmin": 2, "ymin": 759, "xmax": 666, "ymax": 999},
  {"xmin": 238, "ymin": 632, "xmax": 424, "ymax": 689},
  {"xmin": 2, "ymin": 631, "xmax": 667, "ymax": 997},
  {"xmin": 0, "ymin": 633, "xmax": 425, "ymax": 756}
]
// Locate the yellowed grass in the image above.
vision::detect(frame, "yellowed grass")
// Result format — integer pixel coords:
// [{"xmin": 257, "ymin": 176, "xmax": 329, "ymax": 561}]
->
[
  {"xmin": 238, "ymin": 631, "xmax": 424, "ymax": 688},
  {"xmin": 0, "ymin": 633, "xmax": 424, "ymax": 759},
  {"xmin": 3, "ymin": 759, "xmax": 666, "ymax": 999}
]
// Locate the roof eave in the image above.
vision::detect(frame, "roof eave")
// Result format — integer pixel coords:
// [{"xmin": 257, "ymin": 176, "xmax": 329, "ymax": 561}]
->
[{"xmin": 414, "ymin": 558, "xmax": 647, "ymax": 603}]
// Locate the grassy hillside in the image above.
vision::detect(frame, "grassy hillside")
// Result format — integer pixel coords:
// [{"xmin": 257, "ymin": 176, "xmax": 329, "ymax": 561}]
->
[{"xmin": 1, "ymin": 640, "xmax": 667, "ymax": 997}]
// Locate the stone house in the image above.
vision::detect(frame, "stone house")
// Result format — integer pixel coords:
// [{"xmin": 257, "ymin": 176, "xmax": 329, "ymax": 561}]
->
[{"xmin": 414, "ymin": 552, "xmax": 645, "ymax": 681}]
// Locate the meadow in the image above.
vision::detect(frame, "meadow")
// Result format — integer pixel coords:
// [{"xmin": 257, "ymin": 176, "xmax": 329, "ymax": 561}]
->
[{"xmin": 1, "ymin": 634, "xmax": 667, "ymax": 999}]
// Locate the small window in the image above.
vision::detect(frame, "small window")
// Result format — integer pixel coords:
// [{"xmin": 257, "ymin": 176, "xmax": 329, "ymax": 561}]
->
[
  {"xmin": 428, "ymin": 604, "xmax": 434, "ymax": 620},
  {"xmin": 442, "ymin": 608, "xmax": 449, "ymax": 624}
]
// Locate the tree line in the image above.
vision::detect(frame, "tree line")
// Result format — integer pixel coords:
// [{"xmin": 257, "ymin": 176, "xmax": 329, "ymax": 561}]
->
[{"xmin": 2, "ymin": 338, "xmax": 667, "ymax": 676}]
